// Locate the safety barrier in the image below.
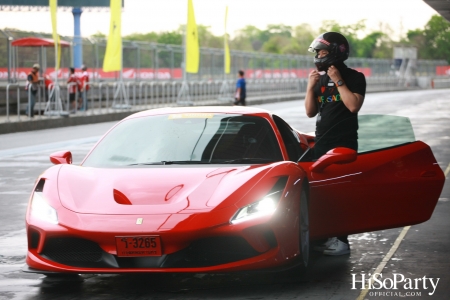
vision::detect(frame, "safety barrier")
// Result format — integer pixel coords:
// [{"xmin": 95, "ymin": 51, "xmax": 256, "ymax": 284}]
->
[
  {"xmin": 1, "ymin": 76, "xmax": 446, "ymax": 124},
  {"xmin": 5, "ymin": 83, "xmax": 19, "ymax": 122},
  {"xmin": 432, "ymin": 78, "xmax": 450, "ymax": 89}
]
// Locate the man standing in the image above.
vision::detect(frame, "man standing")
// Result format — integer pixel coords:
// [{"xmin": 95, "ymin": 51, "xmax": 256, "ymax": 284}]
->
[
  {"xmin": 78, "ymin": 64, "xmax": 90, "ymax": 111},
  {"xmin": 234, "ymin": 70, "xmax": 246, "ymax": 106},
  {"xmin": 25, "ymin": 63, "xmax": 41, "ymax": 117},
  {"xmin": 304, "ymin": 32, "xmax": 366, "ymax": 255}
]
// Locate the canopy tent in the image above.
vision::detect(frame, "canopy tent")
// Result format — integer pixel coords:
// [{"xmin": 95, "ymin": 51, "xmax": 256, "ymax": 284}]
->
[
  {"xmin": 11, "ymin": 37, "xmax": 70, "ymax": 47},
  {"xmin": 8, "ymin": 36, "xmax": 71, "ymax": 82}
]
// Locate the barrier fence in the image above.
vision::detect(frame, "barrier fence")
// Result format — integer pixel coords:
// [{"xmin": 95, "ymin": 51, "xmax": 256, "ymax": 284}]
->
[
  {"xmin": 1, "ymin": 29, "xmax": 448, "ymax": 83},
  {"xmin": 3, "ymin": 75, "xmax": 450, "ymax": 125},
  {"xmin": 1, "ymin": 28, "xmax": 450, "ymax": 125}
]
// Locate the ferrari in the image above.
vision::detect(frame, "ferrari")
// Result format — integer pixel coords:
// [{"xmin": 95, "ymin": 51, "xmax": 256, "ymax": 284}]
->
[{"xmin": 24, "ymin": 106, "xmax": 445, "ymax": 274}]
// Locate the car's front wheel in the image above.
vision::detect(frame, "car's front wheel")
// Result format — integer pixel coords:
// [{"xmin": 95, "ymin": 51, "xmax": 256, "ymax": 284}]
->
[{"xmin": 299, "ymin": 188, "xmax": 310, "ymax": 267}]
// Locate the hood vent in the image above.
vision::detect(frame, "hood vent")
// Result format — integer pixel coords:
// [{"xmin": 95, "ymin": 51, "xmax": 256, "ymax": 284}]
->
[{"xmin": 113, "ymin": 189, "xmax": 132, "ymax": 205}]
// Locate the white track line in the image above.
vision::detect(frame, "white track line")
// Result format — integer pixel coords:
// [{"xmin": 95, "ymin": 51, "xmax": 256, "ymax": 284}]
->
[{"xmin": 356, "ymin": 226, "xmax": 411, "ymax": 300}]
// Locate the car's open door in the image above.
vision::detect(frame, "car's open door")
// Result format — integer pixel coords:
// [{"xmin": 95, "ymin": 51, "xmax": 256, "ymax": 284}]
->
[{"xmin": 298, "ymin": 115, "xmax": 445, "ymax": 240}]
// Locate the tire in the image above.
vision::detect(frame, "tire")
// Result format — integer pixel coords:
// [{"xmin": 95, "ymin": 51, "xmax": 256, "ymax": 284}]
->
[{"xmin": 299, "ymin": 188, "xmax": 310, "ymax": 267}]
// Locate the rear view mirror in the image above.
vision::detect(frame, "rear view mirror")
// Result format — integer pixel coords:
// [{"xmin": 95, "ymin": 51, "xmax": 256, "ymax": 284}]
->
[
  {"xmin": 309, "ymin": 147, "xmax": 357, "ymax": 173},
  {"xmin": 50, "ymin": 150, "xmax": 72, "ymax": 165}
]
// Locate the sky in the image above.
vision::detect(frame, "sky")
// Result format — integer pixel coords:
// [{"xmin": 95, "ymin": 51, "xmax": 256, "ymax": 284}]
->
[{"xmin": 0, "ymin": 0, "xmax": 439, "ymax": 40}]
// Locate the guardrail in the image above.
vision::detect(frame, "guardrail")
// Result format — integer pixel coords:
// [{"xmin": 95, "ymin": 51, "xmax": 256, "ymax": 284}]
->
[
  {"xmin": 2, "ymin": 76, "xmax": 449, "ymax": 124},
  {"xmin": 5, "ymin": 83, "xmax": 19, "ymax": 122}
]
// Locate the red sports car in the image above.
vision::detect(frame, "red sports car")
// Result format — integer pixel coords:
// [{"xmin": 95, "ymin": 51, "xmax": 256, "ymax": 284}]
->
[{"xmin": 24, "ymin": 106, "xmax": 445, "ymax": 274}]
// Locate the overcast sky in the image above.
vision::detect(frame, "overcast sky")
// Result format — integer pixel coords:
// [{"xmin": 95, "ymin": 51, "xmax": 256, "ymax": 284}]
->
[{"xmin": 0, "ymin": 0, "xmax": 439, "ymax": 40}]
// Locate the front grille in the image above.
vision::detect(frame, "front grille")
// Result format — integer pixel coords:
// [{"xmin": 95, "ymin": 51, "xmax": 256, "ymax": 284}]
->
[
  {"xmin": 162, "ymin": 236, "xmax": 261, "ymax": 268},
  {"xmin": 41, "ymin": 237, "xmax": 105, "ymax": 266},
  {"xmin": 39, "ymin": 236, "xmax": 264, "ymax": 269}
]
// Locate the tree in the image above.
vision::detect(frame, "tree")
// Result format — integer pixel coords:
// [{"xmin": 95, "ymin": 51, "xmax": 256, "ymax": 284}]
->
[
  {"xmin": 293, "ymin": 24, "xmax": 318, "ymax": 55},
  {"xmin": 124, "ymin": 32, "xmax": 159, "ymax": 43},
  {"xmin": 233, "ymin": 25, "xmax": 267, "ymax": 51},
  {"xmin": 319, "ymin": 20, "xmax": 393, "ymax": 59},
  {"xmin": 157, "ymin": 31, "xmax": 182, "ymax": 45},
  {"xmin": 262, "ymin": 35, "xmax": 290, "ymax": 54},
  {"xmin": 406, "ymin": 15, "xmax": 450, "ymax": 63},
  {"xmin": 423, "ymin": 15, "xmax": 450, "ymax": 62}
]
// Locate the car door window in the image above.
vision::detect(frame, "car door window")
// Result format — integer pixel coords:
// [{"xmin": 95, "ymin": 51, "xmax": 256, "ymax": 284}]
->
[
  {"xmin": 358, "ymin": 114, "xmax": 415, "ymax": 153},
  {"xmin": 299, "ymin": 114, "xmax": 416, "ymax": 162}
]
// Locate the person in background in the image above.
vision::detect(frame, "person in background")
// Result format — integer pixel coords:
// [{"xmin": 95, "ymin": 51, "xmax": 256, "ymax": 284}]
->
[
  {"xmin": 234, "ymin": 70, "xmax": 246, "ymax": 106},
  {"xmin": 78, "ymin": 64, "xmax": 90, "ymax": 111},
  {"xmin": 43, "ymin": 74, "xmax": 54, "ymax": 103},
  {"xmin": 305, "ymin": 32, "xmax": 366, "ymax": 256},
  {"xmin": 25, "ymin": 63, "xmax": 41, "ymax": 117},
  {"xmin": 67, "ymin": 67, "xmax": 79, "ymax": 113}
]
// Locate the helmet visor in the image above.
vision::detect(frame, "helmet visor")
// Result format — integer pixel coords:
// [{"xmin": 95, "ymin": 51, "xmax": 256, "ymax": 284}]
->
[{"xmin": 308, "ymin": 38, "xmax": 331, "ymax": 53}]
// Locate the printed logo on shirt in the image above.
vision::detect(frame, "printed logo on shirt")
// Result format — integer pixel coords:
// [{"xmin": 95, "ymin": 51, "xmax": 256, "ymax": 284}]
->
[{"xmin": 317, "ymin": 94, "xmax": 342, "ymax": 103}]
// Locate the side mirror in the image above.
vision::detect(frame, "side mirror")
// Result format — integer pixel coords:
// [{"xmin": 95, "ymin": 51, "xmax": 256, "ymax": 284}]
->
[
  {"xmin": 309, "ymin": 147, "xmax": 357, "ymax": 173},
  {"xmin": 50, "ymin": 150, "xmax": 72, "ymax": 165}
]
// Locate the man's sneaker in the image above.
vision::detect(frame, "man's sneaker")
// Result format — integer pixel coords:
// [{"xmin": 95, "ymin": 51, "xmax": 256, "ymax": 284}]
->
[
  {"xmin": 313, "ymin": 237, "xmax": 338, "ymax": 252},
  {"xmin": 323, "ymin": 239, "xmax": 350, "ymax": 256}
]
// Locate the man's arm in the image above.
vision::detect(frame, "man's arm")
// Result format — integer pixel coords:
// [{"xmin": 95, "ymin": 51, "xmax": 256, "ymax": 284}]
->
[
  {"xmin": 327, "ymin": 65, "xmax": 364, "ymax": 113},
  {"xmin": 305, "ymin": 70, "xmax": 319, "ymax": 117}
]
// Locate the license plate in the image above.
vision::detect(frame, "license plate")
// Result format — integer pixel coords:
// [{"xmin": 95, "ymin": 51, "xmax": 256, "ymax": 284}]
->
[{"xmin": 115, "ymin": 236, "xmax": 162, "ymax": 257}]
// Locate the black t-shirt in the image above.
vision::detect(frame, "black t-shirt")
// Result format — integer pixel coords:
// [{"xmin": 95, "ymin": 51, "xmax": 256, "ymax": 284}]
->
[{"xmin": 313, "ymin": 64, "xmax": 366, "ymax": 143}]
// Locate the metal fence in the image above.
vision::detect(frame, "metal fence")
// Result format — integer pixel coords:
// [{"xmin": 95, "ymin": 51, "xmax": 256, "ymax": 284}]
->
[
  {"xmin": 1, "ymin": 28, "xmax": 447, "ymax": 83},
  {"xmin": 2, "ymin": 28, "xmax": 450, "ymax": 125},
  {"xmin": 5, "ymin": 74, "xmax": 450, "ymax": 125}
]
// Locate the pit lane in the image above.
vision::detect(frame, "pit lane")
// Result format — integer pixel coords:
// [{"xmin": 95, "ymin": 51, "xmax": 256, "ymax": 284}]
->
[{"xmin": 0, "ymin": 89, "xmax": 449, "ymax": 300}]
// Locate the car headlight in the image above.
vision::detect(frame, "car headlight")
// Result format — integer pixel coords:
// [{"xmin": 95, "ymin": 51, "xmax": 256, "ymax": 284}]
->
[
  {"xmin": 231, "ymin": 191, "xmax": 281, "ymax": 224},
  {"xmin": 30, "ymin": 192, "xmax": 58, "ymax": 224}
]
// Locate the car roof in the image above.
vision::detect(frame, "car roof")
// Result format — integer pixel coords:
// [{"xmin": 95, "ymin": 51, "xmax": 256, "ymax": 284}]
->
[{"xmin": 126, "ymin": 106, "xmax": 272, "ymax": 119}]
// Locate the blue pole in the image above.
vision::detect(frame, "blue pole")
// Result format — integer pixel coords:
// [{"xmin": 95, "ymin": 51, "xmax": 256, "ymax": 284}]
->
[{"xmin": 72, "ymin": 7, "xmax": 83, "ymax": 68}]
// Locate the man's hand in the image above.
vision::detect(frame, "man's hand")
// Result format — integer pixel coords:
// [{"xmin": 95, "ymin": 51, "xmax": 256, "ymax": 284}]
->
[
  {"xmin": 327, "ymin": 65, "xmax": 343, "ymax": 84},
  {"xmin": 305, "ymin": 70, "xmax": 321, "ymax": 117},
  {"xmin": 307, "ymin": 70, "xmax": 320, "ymax": 90}
]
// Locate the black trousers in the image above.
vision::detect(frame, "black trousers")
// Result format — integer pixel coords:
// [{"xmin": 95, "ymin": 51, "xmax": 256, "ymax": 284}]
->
[{"xmin": 234, "ymin": 97, "xmax": 246, "ymax": 106}]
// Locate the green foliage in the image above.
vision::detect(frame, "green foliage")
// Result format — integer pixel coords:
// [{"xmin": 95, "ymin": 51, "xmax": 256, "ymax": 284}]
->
[
  {"xmin": 405, "ymin": 15, "xmax": 450, "ymax": 63},
  {"xmin": 157, "ymin": 31, "xmax": 182, "ymax": 45},
  {"xmin": 124, "ymin": 32, "xmax": 159, "ymax": 43},
  {"xmin": 293, "ymin": 24, "xmax": 318, "ymax": 55},
  {"xmin": 87, "ymin": 15, "xmax": 450, "ymax": 63},
  {"xmin": 262, "ymin": 36, "xmax": 290, "ymax": 54},
  {"xmin": 197, "ymin": 25, "xmax": 222, "ymax": 48}
]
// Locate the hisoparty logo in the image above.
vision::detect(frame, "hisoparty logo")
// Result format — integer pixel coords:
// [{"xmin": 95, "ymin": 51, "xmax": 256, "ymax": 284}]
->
[{"xmin": 352, "ymin": 273, "xmax": 439, "ymax": 296}]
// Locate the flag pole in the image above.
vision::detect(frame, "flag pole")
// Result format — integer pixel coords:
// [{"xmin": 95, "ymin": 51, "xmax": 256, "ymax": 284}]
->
[
  {"xmin": 218, "ymin": 6, "xmax": 232, "ymax": 103},
  {"xmin": 45, "ymin": 0, "xmax": 67, "ymax": 117},
  {"xmin": 177, "ymin": 1, "xmax": 192, "ymax": 106},
  {"xmin": 223, "ymin": 6, "xmax": 227, "ymax": 82}
]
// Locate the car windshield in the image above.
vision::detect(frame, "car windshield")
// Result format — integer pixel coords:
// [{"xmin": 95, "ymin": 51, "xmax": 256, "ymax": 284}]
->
[
  {"xmin": 82, "ymin": 113, "xmax": 283, "ymax": 167},
  {"xmin": 299, "ymin": 114, "xmax": 416, "ymax": 161}
]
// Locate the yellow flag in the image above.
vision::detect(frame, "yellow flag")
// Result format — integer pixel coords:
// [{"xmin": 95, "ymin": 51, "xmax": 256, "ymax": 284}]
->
[
  {"xmin": 224, "ymin": 6, "xmax": 230, "ymax": 74},
  {"xmin": 103, "ymin": 0, "xmax": 122, "ymax": 72},
  {"xmin": 186, "ymin": 0, "xmax": 199, "ymax": 73},
  {"xmin": 49, "ymin": 0, "xmax": 61, "ymax": 70}
]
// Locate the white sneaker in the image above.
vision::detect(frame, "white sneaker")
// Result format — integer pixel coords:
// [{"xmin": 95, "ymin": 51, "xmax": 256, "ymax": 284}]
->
[
  {"xmin": 323, "ymin": 239, "xmax": 350, "ymax": 256},
  {"xmin": 313, "ymin": 237, "xmax": 338, "ymax": 252}
]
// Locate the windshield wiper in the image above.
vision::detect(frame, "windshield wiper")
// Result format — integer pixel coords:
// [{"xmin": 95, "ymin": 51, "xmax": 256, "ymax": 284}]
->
[
  {"xmin": 128, "ymin": 162, "xmax": 165, "ymax": 166},
  {"xmin": 161, "ymin": 161, "xmax": 212, "ymax": 165},
  {"xmin": 128, "ymin": 161, "xmax": 211, "ymax": 166},
  {"xmin": 221, "ymin": 158, "xmax": 275, "ymax": 164}
]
